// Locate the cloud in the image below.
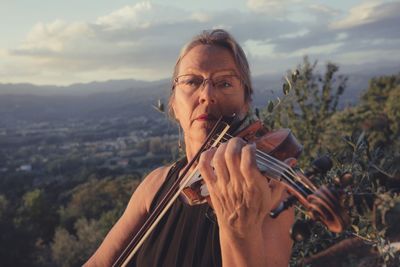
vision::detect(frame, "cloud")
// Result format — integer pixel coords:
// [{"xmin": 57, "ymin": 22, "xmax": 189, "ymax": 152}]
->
[
  {"xmin": 259, "ymin": 1, "xmax": 400, "ymax": 54},
  {"xmin": 6, "ymin": 1, "xmax": 302, "ymax": 84},
  {"xmin": 95, "ymin": 2, "xmax": 189, "ymax": 30},
  {"xmin": 331, "ymin": 1, "xmax": 400, "ymax": 40},
  {"xmin": 0, "ymin": 48, "xmax": 8, "ymax": 58},
  {"xmin": 1, "ymin": 0, "xmax": 400, "ymax": 85},
  {"xmin": 25, "ymin": 20, "xmax": 92, "ymax": 51},
  {"xmin": 330, "ymin": 1, "xmax": 395, "ymax": 29},
  {"xmin": 307, "ymin": 3, "xmax": 340, "ymax": 17},
  {"xmin": 8, "ymin": 2, "xmax": 192, "ymax": 82},
  {"xmin": 95, "ymin": 2, "xmax": 153, "ymax": 30},
  {"xmin": 246, "ymin": 0, "xmax": 304, "ymax": 15}
]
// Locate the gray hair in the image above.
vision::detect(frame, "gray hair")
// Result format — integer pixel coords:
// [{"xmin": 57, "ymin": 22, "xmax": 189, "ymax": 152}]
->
[{"xmin": 169, "ymin": 29, "xmax": 253, "ymax": 117}]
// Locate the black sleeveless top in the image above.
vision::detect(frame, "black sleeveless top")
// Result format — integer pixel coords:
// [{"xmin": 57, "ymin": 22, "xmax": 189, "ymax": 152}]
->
[{"xmin": 129, "ymin": 160, "xmax": 222, "ymax": 267}]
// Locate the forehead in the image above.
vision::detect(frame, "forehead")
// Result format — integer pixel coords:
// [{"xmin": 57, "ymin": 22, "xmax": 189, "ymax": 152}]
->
[{"xmin": 178, "ymin": 45, "xmax": 239, "ymax": 75}]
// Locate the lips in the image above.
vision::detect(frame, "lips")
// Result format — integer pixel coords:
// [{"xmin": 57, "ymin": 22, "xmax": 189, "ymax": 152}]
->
[{"xmin": 195, "ymin": 113, "xmax": 216, "ymax": 121}]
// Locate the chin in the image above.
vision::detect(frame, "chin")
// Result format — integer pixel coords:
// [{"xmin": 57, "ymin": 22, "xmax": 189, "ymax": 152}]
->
[
  {"xmin": 188, "ymin": 129, "xmax": 210, "ymax": 144},
  {"xmin": 187, "ymin": 120, "xmax": 218, "ymax": 143}
]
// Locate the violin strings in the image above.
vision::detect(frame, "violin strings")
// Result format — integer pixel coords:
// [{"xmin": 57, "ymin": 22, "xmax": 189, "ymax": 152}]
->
[
  {"xmin": 209, "ymin": 133, "xmax": 297, "ymax": 177},
  {"xmin": 253, "ymin": 154, "xmax": 310, "ymax": 195},
  {"xmin": 207, "ymin": 134, "xmax": 296, "ymax": 178},
  {"xmin": 219, "ymin": 133, "xmax": 313, "ymax": 193},
  {"xmin": 223, "ymin": 133, "xmax": 297, "ymax": 174},
  {"xmin": 206, "ymin": 133, "xmax": 313, "ymax": 195},
  {"xmin": 219, "ymin": 136, "xmax": 313, "ymax": 194}
]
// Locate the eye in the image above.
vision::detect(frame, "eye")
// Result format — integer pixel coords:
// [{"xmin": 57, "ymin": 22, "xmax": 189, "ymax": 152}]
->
[
  {"xmin": 217, "ymin": 81, "xmax": 232, "ymax": 88},
  {"xmin": 182, "ymin": 76, "xmax": 203, "ymax": 87},
  {"xmin": 214, "ymin": 79, "xmax": 233, "ymax": 89}
]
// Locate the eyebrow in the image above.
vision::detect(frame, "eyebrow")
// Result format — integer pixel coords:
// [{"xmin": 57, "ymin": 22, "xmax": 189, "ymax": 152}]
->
[{"xmin": 182, "ymin": 68, "xmax": 237, "ymax": 76}]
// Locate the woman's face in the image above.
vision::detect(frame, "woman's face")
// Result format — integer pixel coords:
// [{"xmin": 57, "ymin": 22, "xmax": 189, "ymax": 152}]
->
[{"xmin": 171, "ymin": 44, "xmax": 249, "ymax": 145}]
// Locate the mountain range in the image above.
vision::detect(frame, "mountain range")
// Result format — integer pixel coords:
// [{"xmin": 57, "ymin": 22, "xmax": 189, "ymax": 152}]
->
[{"xmin": 0, "ymin": 68, "xmax": 398, "ymax": 126}]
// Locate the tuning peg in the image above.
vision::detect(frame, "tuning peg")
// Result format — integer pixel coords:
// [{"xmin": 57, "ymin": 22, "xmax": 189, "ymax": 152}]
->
[
  {"xmin": 270, "ymin": 196, "xmax": 297, "ymax": 218},
  {"xmin": 305, "ymin": 155, "xmax": 333, "ymax": 177}
]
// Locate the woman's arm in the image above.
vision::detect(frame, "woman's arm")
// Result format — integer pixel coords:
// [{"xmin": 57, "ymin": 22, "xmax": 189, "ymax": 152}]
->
[
  {"xmin": 199, "ymin": 138, "xmax": 294, "ymax": 267},
  {"xmin": 84, "ymin": 166, "xmax": 172, "ymax": 267},
  {"xmin": 219, "ymin": 205, "xmax": 294, "ymax": 267}
]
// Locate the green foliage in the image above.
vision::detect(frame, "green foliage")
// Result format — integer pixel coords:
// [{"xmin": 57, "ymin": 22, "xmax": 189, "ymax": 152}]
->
[
  {"xmin": 51, "ymin": 218, "xmax": 107, "ymax": 267},
  {"xmin": 385, "ymin": 87, "xmax": 400, "ymax": 135},
  {"xmin": 14, "ymin": 189, "xmax": 58, "ymax": 241},
  {"xmin": 263, "ymin": 56, "xmax": 347, "ymax": 160},
  {"xmin": 59, "ymin": 175, "xmax": 139, "ymax": 226},
  {"xmin": 261, "ymin": 59, "xmax": 400, "ymax": 266},
  {"xmin": 323, "ymin": 74, "xmax": 400, "ymax": 153},
  {"xmin": 47, "ymin": 175, "xmax": 140, "ymax": 266},
  {"xmin": 0, "ymin": 194, "xmax": 8, "ymax": 219},
  {"xmin": 0, "ymin": 172, "xmax": 141, "ymax": 266}
]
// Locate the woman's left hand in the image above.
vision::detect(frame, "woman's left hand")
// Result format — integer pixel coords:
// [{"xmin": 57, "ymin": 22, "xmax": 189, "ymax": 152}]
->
[{"xmin": 198, "ymin": 137, "xmax": 277, "ymax": 238}]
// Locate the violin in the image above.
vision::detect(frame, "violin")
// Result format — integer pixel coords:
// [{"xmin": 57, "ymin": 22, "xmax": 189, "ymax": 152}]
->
[{"xmin": 112, "ymin": 115, "xmax": 349, "ymax": 267}]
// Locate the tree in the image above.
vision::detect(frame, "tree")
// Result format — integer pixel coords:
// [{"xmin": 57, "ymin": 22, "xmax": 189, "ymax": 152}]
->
[
  {"xmin": 0, "ymin": 194, "xmax": 8, "ymax": 219},
  {"xmin": 261, "ymin": 63, "xmax": 400, "ymax": 265},
  {"xmin": 59, "ymin": 175, "xmax": 140, "ymax": 230},
  {"xmin": 51, "ymin": 218, "xmax": 106, "ymax": 267},
  {"xmin": 14, "ymin": 189, "xmax": 58, "ymax": 241},
  {"xmin": 263, "ymin": 56, "xmax": 347, "ymax": 161}
]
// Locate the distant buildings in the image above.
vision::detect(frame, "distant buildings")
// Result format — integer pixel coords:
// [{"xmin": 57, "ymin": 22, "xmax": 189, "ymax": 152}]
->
[{"xmin": 19, "ymin": 164, "xmax": 32, "ymax": 172}]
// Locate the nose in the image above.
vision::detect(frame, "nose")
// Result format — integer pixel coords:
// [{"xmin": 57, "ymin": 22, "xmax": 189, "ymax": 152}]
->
[{"xmin": 199, "ymin": 79, "xmax": 216, "ymax": 105}]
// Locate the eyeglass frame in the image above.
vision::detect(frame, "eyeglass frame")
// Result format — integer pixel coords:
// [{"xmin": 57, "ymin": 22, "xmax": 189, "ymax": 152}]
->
[{"xmin": 173, "ymin": 73, "xmax": 243, "ymax": 94}]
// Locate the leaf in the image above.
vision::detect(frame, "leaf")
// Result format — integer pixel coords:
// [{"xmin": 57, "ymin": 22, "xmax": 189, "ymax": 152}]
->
[
  {"xmin": 267, "ymin": 101, "xmax": 274, "ymax": 112},
  {"xmin": 352, "ymin": 224, "xmax": 360, "ymax": 233},
  {"xmin": 292, "ymin": 70, "xmax": 299, "ymax": 83},
  {"xmin": 283, "ymin": 83, "xmax": 290, "ymax": 95},
  {"xmin": 159, "ymin": 103, "xmax": 165, "ymax": 112},
  {"xmin": 152, "ymin": 99, "xmax": 165, "ymax": 113},
  {"xmin": 356, "ymin": 131, "xmax": 366, "ymax": 149},
  {"xmin": 343, "ymin": 136, "xmax": 356, "ymax": 150}
]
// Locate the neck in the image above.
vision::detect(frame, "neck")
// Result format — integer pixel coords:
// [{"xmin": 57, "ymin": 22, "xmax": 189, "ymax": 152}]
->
[{"xmin": 184, "ymin": 136, "xmax": 204, "ymax": 164}]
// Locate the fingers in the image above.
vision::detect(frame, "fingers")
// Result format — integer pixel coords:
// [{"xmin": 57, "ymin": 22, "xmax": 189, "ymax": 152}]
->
[
  {"xmin": 240, "ymin": 142, "xmax": 269, "ymax": 189},
  {"xmin": 199, "ymin": 137, "xmax": 247, "ymax": 184},
  {"xmin": 199, "ymin": 138, "xmax": 262, "ymax": 185},
  {"xmin": 198, "ymin": 147, "xmax": 217, "ymax": 184},
  {"xmin": 224, "ymin": 137, "xmax": 246, "ymax": 174},
  {"xmin": 198, "ymin": 138, "xmax": 274, "ymax": 236},
  {"xmin": 213, "ymin": 142, "xmax": 230, "ymax": 186}
]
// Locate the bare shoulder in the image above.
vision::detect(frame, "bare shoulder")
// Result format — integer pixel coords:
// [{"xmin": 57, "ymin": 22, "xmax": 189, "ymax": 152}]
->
[
  {"xmin": 136, "ymin": 164, "xmax": 175, "ymax": 212},
  {"xmin": 125, "ymin": 162, "xmax": 173, "ymax": 217},
  {"xmin": 114, "ymin": 165, "xmax": 172, "ymax": 245}
]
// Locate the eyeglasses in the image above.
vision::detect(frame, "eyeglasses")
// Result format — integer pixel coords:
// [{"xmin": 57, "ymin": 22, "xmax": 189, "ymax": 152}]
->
[{"xmin": 174, "ymin": 74, "xmax": 242, "ymax": 95}]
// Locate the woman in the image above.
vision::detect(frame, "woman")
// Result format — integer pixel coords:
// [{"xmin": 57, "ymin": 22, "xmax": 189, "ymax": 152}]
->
[{"xmin": 86, "ymin": 29, "xmax": 294, "ymax": 267}]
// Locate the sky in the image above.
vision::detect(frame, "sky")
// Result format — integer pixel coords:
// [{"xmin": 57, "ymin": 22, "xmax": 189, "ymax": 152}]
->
[{"xmin": 0, "ymin": 0, "xmax": 399, "ymax": 85}]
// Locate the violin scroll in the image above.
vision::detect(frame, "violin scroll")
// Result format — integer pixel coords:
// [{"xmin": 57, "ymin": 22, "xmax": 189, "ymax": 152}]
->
[
  {"xmin": 272, "ymin": 155, "xmax": 350, "ymax": 233},
  {"xmin": 307, "ymin": 186, "xmax": 350, "ymax": 233}
]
